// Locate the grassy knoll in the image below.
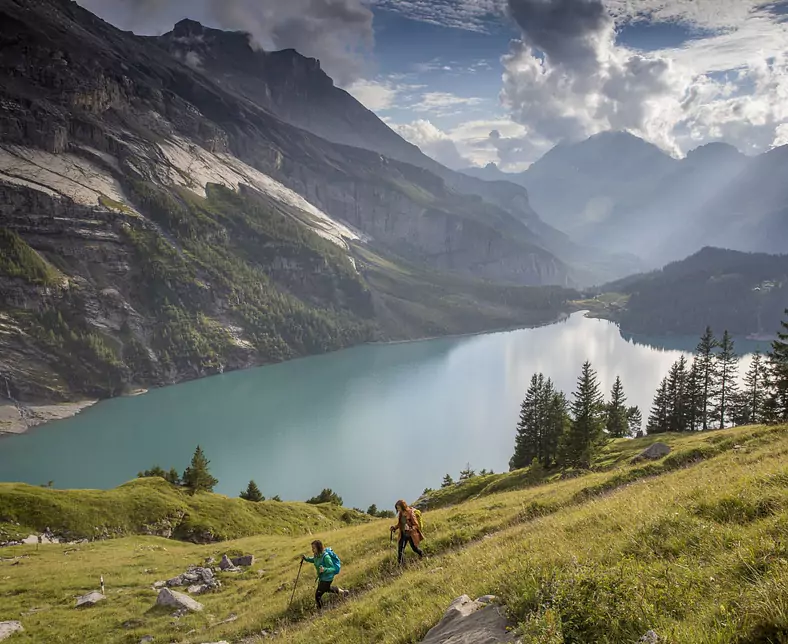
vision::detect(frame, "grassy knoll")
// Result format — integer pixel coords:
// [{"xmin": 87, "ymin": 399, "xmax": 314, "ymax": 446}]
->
[
  {"xmin": 2, "ymin": 425, "xmax": 788, "ymax": 643},
  {"xmin": 0, "ymin": 477, "xmax": 369, "ymax": 543}
]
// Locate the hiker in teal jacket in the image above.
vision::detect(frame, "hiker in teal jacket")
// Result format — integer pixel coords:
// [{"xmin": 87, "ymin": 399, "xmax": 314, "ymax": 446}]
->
[{"xmin": 302, "ymin": 539, "xmax": 349, "ymax": 609}]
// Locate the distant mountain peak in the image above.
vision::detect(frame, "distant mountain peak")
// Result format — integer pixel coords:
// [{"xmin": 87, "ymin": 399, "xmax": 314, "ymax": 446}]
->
[{"xmin": 685, "ymin": 141, "xmax": 743, "ymax": 161}]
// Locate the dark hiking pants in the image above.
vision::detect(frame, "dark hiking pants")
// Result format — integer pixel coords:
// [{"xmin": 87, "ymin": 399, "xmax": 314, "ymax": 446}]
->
[
  {"xmin": 397, "ymin": 534, "xmax": 423, "ymax": 564},
  {"xmin": 315, "ymin": 580, "xmax": 338, "ymax": 608}
]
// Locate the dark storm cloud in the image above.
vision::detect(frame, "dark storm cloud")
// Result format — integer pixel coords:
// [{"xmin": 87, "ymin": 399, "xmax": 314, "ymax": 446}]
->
[{"xmin": 506, "ymin": 0, "xmax": 611, "ymax": 68}]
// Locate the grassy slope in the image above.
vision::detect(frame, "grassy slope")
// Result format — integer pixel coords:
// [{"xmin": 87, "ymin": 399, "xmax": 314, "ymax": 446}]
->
[
  {"xmin": 0, "ymin": 477, "xmax": 369, "ymax": 544},
  {"xmin": 2, "ymin": 425, "xmax": 787, "ymax": 643}
]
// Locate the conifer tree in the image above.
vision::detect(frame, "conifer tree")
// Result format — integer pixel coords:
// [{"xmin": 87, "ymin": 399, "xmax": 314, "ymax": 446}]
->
[
  {"xmin": 685, "ymin": 358, "xmax": 703, "ymax": 432},
  {"xmin": 696, "ymin": 327, "xmax": 719, "ymax": 430},
  {"xmin": 666, "ymin": 356, "xmax": 688, "ymax": 432},
  {"xmin": 459, "ymin": 463, "xmax": 476, "ymax": 480},
  {"xmin": 715, "ymin": 330, "xmax": 739, "ymax": 429},
  {"xmin": 544, "ymin": 389, "xmax": 570, "ymax": 467},
  {"xmin": 441, "ymin": 474, "xmax": 454, "ymax": 488},
  {"xmin": 366, "ymin": 504, "xmax": 378, "ymax": 516},
  {"xmin": 647, "ymin": 377, "xmax": 670, "ymax": 434},
  {"xmin": 166, "ymin": 468, "xmax": 181, "ymax": 486},
  {"xmin": 510, "ymin": 374, "xmax": 543, "ymax": 470},
  {"xmin": 627, "ymin": 406, "xmax": 642, "ymax": 437},
  {"xmin": 240, "ymin": 479, "xmax": 264, "ymax": 502},
  {"xmin": 732, "ymin": 352, "xmax": 769, "ymax": 426},
  {"xmin": 605, "ymin": 376, "xmax": 629, "ymax": 438},
  {"xmin": 767, "ymin": 310, "xmax": 788, "ymax": 423},
  {"xmin": 563, "ymin": 361, "xmax": 605, "ymax": 467},
  {"xmin": 182, "ymin": 445, "xmax": 219, "ymax": 494}
]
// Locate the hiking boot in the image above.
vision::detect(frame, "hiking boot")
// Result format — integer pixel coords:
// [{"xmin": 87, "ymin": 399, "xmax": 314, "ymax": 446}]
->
[{"xmin": 339, "ymin": 588, "xmax": 350, "ymax": 598}]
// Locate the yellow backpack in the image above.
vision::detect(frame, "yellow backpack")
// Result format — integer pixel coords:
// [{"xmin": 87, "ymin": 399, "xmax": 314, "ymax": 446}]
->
[{"xmin": 411, "ymin": 508, "xmax": 423, "ymax": 532}]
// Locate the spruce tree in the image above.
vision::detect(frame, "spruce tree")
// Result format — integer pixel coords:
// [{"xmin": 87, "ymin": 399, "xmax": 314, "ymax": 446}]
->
[
  {"xmin": 544, "ymin": 390, "xmax": 569, "ymax": 467},
  {"xmin": 564, "ymin": 361, "xmax": 605, "ymax": 467},
  {"xmin": 459, "ymin": 463, "xmax": 476, "ymax": 480},
  {"xmin": 647, "ymin": 377, "xmax": 670, "ymax": 434},
  {"xmin": 366, "ymin": 504, "xmax": 378, "ymax": 516},
  {"xmin": 666, "ymin": 356, "xmax": 688, "ymax": 432},
  {"xmin": 627, "ymin": 406, "xmax": 642, "ymax": 437},
  {"xmin": 182, "ymin": 445, "xmax": 219, "ymax": 494},
  {"xmin": 441, "ymin": 473, "xmax": 454, "ymax": 488},
  {"xmin": 510, "ymin": 374, "xmax": 543, "ymax": 470},
  {"xmin": 767, "ymin": 310, "xmax": 788, "ymax": 423},
  {"xmin": 733, "ymin": 352, "xmax": 769, "ymax": 425},
  {"xmin": 605, "ymin": 376, "xmax": 629, "ymax": 438},
  {"xmin": 715, "ymin": 330, "xmax": 739, "ymax": 429},
  {"xmin": 240, "ymin": 479, "xmax": 264, "ymax": 502},
  {"xmin": 685, "ymin": 358, "xmax": 703, "ymax": 432},
  {"xmin": 696, "ymin": 327, "xmax": 719, "ymax": 430}
]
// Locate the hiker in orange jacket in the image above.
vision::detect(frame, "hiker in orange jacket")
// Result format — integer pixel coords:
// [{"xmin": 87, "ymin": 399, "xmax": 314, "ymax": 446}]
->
[{"xmin": 390, "ymin": 499, "xmax": 424, "ymax": 564}]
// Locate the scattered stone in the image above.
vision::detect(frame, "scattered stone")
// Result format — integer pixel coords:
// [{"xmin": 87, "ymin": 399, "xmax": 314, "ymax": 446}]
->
[
  {"xmin": 639, "ymin": 630, "xmax": 660, "ymax": 643},
  {"xmin": 152, "ymin": 581, "xmax": 166, "ymax": 589},
  {"xmin": 231, "ymin": 555, "xmax": 254, "ymax": 567},
  {"xmin": 156, "ymin": 588, "xmax": 203, "ymax": 612},
  {"xmin": 123, "ymin": 619, "xmax": 144, "ymax": 629},
  {"xmin": 75, "ymin": 592, "xmax": 106, "ymax": 608},
  {"xmin": 139, "ymin": 637, "xmax": 154, "ymax": 644},
  {"xmin": 205, "ymin": 556, "xmax": 216, "ymax": 565},
  {"xmin": 219, "ymin": 555, "xmax": 233, "ymax": 571},
  {"xmin": 166, "ymin": 566, "xmax": 219, "ymax": 593},
  {"xmin": 0, "ymin": 621, "xmax": 23, "ymax": 641},
  {"xmin": 276, "ymin": 582, "xmax": 288, "ymax": 593},
  {"xmin": 419, "ymin": 595, "xmax": 516, "ymax": 644},
  {"xmin": 633, "ymin": 442, "xmax": 671, "ymax": 462},
  {"xmin": 214, "ymin": 614, "xmax": 237, "ymax": 626}
]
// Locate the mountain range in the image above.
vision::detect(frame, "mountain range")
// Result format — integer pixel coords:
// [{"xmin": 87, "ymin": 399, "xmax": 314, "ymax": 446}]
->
[
  {"xmin": 0, "ymin": 0, "xmax": 583, "ymax": 407},
  {"xmin": 463, "ymin": 132, "xmax": 788, "ymax": 268}
]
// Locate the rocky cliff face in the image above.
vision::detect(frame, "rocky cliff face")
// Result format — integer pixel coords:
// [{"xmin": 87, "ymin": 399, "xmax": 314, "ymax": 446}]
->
[{"xmin": 0, "ymin": 0, "xmax": 577, "ymax": 410}]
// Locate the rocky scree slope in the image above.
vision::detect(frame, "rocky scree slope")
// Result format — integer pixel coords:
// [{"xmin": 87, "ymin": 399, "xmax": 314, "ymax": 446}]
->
[{"xmin": 0, "ymin": 0, "xmax": 576, "ymax": 410}]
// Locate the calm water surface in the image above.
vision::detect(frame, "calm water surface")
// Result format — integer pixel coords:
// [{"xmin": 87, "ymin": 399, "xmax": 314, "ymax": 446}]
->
[{"xmin": 0, "ymin": 314, "xmax": 768, "ymax": 509}]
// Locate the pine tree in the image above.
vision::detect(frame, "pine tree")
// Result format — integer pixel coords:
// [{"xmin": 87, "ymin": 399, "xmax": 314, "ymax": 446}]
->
[
  {"xmin": 714, "ymin": 330, "xmax": 739, "ymax": 429},
  {"xmin": 166, "ymin": 468, "xmax": 181, "ymax": 486},
  {"xmin": 544, "ymin": 390, "xmax": 569, "ymax": 467},
  {"xmin": 240, "ymin": 479, "xmax": 264, "ymax": 502},
  {"xmin": 605, "ymin": 376, "xmax": 629, "ymax": 438},
  {"xmin": 696, "ymin": 327, "xmax": 719, "ymax": 430},
  {"xmin": 627, "ymin": 406, "xmax": 642, "ymax": 437},
  {"xmin": 563, "ymin": 361, "xmax": 605, "ymax": 467},
  {"xmin": 732, "ymin": 352, "xmax": 769, "ymax": 426},
  {"xmin": 685, "ymin": 358, "xmax": 703, "ymax": 432},
  {"xmin": 666, "ymin": 356, "xmax": 688, "ymax": 432},
  {"xmin": 459, "ymin": 463, "xmax": 476, "ymax": 481},
  {"xmin": 767, "ymin": 310, "xmax": 788, "ymax": 423},
  {"xmin": 510, "ymin": 374, "xmax": 543, "ymax": 470},
  {"xmin": 181, "ymin": 445, "xmax": 218, "ymax": 494},
  {"xmin": 647, "ymin": 377, "xmax": 670, "ymax": 434},
  {"xmin": 441, "ymin": 474, "xmax": 454, "ymax": 488}
]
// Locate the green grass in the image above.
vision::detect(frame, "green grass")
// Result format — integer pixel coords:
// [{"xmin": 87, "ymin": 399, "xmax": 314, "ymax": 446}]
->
[
  {"xmin": 0, "ymin": 477, "xmax": 369, "ymax": 543},
  {"xmin": 3, "ymin": 426, "xmax": 788, "ymax": 643}
]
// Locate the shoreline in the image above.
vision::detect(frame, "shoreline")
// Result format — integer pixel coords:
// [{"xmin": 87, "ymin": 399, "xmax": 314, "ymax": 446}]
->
[
  {"xmin": 0, "ymin": 399, "xmax": 98, "ymax": 437},
  {"xmin": 0, "ymin": 310, "xmax": 576, "ymax": 436}
]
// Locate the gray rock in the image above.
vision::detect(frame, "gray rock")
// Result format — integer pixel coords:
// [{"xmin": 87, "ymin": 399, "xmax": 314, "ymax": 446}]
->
[
  {"xmin": 152, "ymin": 581, "xmax": 166, "ymax": 589},
  {"xmin": 419, "ymin": 595, "xmax": 516, "ymax": 643},
  {"xmin": 231, "ymin": 555, "xmax": 254, "ymax": 567},
  {"xmin": 639, "ymin": 631, "xmax": 660, "ymax": 643},
  {"xmin": 75, "ymin": 592, "xmax": 106, "ymax": 608},
  {"xmin": 634, "ymin": 442, "xmax": 671, "ymax": 461},
  {"xmin": 139, "ymin": 637, "xmax": 154, "ymax": 644},
  {"xmin": 219, "ymin": 555, "xmax": 234, "ymax": 571},
  {"xmin": 0, "ymin": 621, "xmax": 23, "ymax": 641},
  {"xmin": 155, "ymin": 588, "xmax": 203, "ymax": 612}
]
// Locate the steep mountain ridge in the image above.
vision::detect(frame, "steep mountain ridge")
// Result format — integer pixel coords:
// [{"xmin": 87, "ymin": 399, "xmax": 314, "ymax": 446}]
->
[{"xmin": 0, "ymin": 0, "xmax": 578, "ymax": 411}]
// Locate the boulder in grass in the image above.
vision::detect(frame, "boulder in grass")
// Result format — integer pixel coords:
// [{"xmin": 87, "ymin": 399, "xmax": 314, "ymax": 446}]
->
[
  {"xmin": 633, "ymin": 442, "xmax": 671, "ymax": 462},
  {"xmin": 156, "ymin": 588, "xmax": 203, "ymax": 612},
  {"xmin": 231, "ymin": 555, "xmax": 254, "ymax": 567},
  {"xmin": 75, "ymin": 592, "xmax": 106, "ymax": 608},
  {"xmin": 0, "ymin": 621, "xmax": 23, "ymax": 641},
  {"xmin": 419, "ymin": 595, "xmax": 516, "ymax": 643}
]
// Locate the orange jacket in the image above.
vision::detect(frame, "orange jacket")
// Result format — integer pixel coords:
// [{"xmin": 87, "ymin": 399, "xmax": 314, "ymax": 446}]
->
[{"xmin": 391, "ymin": 507, "xmax": 423, "ymax": 546}]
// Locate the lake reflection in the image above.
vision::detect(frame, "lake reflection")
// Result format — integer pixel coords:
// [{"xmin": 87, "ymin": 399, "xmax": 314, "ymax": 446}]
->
[{"xmin": 0, "ymin": 313, "xmax": 769, "ymax": 509}]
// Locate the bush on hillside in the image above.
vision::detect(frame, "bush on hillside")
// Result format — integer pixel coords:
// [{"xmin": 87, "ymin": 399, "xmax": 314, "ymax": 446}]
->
[
  {"xmin": 138, "ymin": 466, "xmax": 180, "ymax": 485},
  {"xmin": 306, "ymin": 488, "xmax": 343, "ymax": 506}
]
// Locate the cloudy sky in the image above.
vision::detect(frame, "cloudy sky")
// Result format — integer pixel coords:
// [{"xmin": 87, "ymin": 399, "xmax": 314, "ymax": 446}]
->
[{"xmin": 79, "ymin": 0, "xmax": 788, "ymax": 171}]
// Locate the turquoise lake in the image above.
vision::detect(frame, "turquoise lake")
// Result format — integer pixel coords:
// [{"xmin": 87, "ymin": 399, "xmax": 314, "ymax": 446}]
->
[{"xmin": 0, "ymin": 313, "xmax": 768, "ymax": 509}]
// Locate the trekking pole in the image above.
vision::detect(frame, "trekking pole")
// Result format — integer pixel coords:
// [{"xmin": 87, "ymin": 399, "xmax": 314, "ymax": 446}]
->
[{"xmin": 288, "ymin": 558, "xmax": 304, "ymax": 610}]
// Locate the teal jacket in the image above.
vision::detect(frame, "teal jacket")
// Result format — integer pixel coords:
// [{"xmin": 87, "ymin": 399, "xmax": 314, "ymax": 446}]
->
[{"xmin": 304, "ymin": 550, "xmax": 337, "ymax": 582}]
